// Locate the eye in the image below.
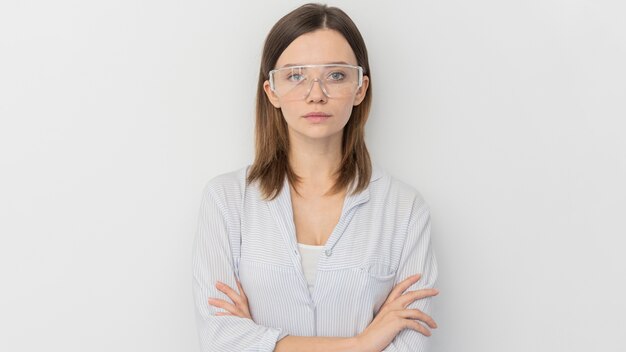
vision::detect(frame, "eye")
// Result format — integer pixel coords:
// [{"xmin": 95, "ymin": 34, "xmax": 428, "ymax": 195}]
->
[
  {"xmin": 328, "ymin": 71, "xmax": 345, "ymax": 81},
  {"xmin": 287, "ymin": 73, "xmax": 305, "ymax": 82}
]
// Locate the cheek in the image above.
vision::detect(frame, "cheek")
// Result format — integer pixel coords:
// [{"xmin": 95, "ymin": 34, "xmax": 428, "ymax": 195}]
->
[
  {"xmin": 340, "ymin": 104, "xmax": 355, "ymax": 122},
  {"xmin": 277, "ymin": 103, "xmax": 301, "ymax": 123}
]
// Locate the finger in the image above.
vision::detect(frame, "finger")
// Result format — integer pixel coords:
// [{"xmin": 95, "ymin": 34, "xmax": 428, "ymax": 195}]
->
[
  {"xmin": 404, "ymin": 319, "xmax": 432, "ymax": 337},
  {"xmin": 235, "ymin": 280, "xmax": 248, "ymax": 302},
  {"xmin": 378, "ymin": 275, "xmax": 424, "ymax": 315},
  {"xmin": 208, "ymin": 298, "xmax": 241, "ymax": 315},
  {"xmin": 396, "ymin": 288, "xmax": 439, "ymax": 308},
  {"xmin": 216, "ymin": 281, "xmax": 245, "ymax": 306},
  {"xmin": 396, "ymin": 308, "xmax": 438, "ymax": 329},
  {"xmin": 386, "ymin": 274, "xmax": 422, "ymax": 302}
]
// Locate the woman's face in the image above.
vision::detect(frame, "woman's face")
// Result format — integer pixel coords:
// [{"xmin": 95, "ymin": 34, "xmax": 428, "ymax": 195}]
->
[{"xmin": 263, "ymin": 29, "xmax": 369, "ymax": 143}]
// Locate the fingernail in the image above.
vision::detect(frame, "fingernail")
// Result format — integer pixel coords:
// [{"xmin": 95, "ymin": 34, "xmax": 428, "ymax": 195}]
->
[{"xmin": 215, "ymin": 281, "xmax": 223, "ymax": 287}]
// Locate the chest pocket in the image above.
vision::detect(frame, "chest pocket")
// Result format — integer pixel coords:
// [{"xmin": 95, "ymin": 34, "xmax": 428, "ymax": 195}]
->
[
  {"xmin": 357, "ymin": 261, "xmax": 397, "ymax": 314},
  {"xmin": 311, "ymin": 260, "xmax": 397, "ymax": 336},
  {"xmin": 359, "ymin": 261, "xmax": 397, "ymax": 281}
]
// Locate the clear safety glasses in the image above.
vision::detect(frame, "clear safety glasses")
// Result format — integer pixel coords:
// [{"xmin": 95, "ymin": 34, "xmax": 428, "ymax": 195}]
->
[{"xmin": 269, "ymin": 64, "xmax": 364, "ymax": 100}]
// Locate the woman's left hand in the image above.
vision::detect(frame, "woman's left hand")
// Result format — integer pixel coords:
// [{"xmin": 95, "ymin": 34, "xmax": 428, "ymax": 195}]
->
[{"xmin": 207, "ymin": 279, "xmax": 252, "ymax": 319}]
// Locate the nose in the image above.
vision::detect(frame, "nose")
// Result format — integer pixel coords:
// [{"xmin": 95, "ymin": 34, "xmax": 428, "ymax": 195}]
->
[{"xmin": 305, "ymin": 78, "xmax": 329, "ymax": 102}]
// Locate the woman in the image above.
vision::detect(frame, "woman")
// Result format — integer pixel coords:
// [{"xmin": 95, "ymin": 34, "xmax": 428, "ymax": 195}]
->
[{"xmin": 192, "ymin": 3, "xmax": 439, "ymax": 351}]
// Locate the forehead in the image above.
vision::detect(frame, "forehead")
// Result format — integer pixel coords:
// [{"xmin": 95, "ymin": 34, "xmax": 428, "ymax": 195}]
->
[{"xmin": 275, "ymin": 29, "xmax": 358, "ymax": 68}]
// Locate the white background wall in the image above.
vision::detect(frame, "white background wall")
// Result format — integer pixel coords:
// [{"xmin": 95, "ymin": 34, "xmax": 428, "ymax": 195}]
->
[{"xmin": 1, "ymin": 0, "xmax": 624, "ymax": 351}]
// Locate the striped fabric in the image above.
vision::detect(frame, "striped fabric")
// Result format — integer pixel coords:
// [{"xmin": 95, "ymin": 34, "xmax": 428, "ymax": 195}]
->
[{"xmin": 192, "ymin": 162, "xmax": 438, "ymax": 351}]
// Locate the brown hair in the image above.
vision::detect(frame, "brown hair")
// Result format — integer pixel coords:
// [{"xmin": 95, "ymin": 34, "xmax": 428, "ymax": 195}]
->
[{"xmin": 246, "ymin": 2, "xmax": 373, "ymax": 200}]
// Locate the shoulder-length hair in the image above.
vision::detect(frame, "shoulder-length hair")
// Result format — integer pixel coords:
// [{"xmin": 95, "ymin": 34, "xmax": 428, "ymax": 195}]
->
[{"xmin": 246, "ymin": 2, "xmax": 373, "ymax": 201}]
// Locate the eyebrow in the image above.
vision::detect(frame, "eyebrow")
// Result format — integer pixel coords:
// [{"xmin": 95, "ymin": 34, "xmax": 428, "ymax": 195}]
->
[{"xmin": 279, "ymin": 61, "xmax": 352, "ymax": 68}]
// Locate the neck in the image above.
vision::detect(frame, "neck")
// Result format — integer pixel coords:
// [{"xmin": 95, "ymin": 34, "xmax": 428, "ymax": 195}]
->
[{"xmin": 287, "ymin": 132, "xmax": 343, "ymax": 192}]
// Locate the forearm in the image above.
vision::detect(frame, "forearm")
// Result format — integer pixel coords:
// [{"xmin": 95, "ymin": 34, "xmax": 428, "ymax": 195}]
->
[{"xmin": 275, "ymin": 335, "xmax": 362, "ymax": 352}]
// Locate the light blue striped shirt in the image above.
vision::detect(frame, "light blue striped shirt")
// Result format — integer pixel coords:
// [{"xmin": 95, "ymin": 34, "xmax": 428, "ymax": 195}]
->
[{"xmin": 192, "ymin": 162, "xmax": 438, "ymax": 351}]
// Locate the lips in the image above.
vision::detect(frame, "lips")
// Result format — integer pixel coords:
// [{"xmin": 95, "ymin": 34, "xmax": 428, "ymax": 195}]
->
[{"xmin": 303, "ymin": 112, "xmax": 331, "ymax": 118}]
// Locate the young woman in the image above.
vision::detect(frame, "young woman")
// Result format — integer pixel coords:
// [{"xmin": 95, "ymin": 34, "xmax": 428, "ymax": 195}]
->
[{"xmin": 192, "ymin": 3, "xmax": 439, "ymax": 351}]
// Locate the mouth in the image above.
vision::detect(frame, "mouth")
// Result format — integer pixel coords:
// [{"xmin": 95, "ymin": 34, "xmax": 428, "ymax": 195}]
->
[
  {"xmin": 303, "ymin": 112, "xmax": 332, "ymax": 118},
  {"xmin": 303, "ymin": 112, "xmax": 331, "ymax": 123}
]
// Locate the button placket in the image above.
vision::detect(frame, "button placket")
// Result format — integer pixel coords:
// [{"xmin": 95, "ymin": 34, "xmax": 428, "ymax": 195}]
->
[{"xmin": 321, "ymin": 194, "xmax": 367, "ymax": 261}]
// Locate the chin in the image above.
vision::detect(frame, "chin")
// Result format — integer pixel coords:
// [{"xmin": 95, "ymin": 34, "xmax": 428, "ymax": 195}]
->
[{"xmin": 298, "ymin": 129, "xmax": 344, "ymax": 141}]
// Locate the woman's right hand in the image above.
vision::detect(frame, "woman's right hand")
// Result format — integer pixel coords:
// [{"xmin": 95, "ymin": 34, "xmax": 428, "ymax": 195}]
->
[{"xmin": 355, "ymin": 274, "xmax": 439, "ymax": 352}]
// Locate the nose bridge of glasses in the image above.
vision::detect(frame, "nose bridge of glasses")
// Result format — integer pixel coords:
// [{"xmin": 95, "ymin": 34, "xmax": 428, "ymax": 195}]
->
[
  {"xmin": 306, "ymin": 67, "xmax": 336, "ymax": 97},
  {"xmin": 305, "ymin": 77, "xmax": 330, "ymax": 98}
]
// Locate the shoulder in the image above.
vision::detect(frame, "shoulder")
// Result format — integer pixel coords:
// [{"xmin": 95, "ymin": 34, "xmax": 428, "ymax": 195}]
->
[
  {"xmin": 200, "ymin": 164, "xmax": 251, "ymax": 213},
  {"xmin": 371, "ymin": 162, "xmax": 430, "ymax": 221},
  {"xmin": 389, "ymin": 174, "xmax": 429, "ymax": 210}
]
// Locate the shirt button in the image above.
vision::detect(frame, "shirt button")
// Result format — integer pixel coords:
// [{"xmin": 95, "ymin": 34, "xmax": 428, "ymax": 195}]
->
[{"xmin": 325, "ymin": 249, "xmax": 332, "ymax": 257}]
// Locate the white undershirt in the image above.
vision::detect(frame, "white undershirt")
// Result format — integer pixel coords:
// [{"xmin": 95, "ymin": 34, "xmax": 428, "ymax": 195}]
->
[{"xmin": 297, "ymin": 242, "xmax": 325, "ymax": 294}]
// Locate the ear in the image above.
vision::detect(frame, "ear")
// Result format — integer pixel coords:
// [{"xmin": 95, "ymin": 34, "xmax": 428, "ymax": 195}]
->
[
  {"xmin": 353, "ymin": 75, "xmax": 370, "ymax": 106},
  {"xmin": 263, "ymin": 80, "xmax": 281, "ymax": 108}
]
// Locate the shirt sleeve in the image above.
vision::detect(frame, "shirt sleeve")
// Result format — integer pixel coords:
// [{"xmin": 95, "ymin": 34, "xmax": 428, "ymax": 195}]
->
[
  {"xmin": 192, "ymin": 183, "xmax": 284, "ymax": 352},
  {"xmin": 382, "ymin": 197, "xmax": 439, "ymax": 352}
]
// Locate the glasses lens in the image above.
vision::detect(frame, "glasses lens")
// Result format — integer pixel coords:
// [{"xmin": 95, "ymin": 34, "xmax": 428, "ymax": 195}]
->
[{"xmin": 272, "ymin": 65, "xmax": 360, "ymax": 99}]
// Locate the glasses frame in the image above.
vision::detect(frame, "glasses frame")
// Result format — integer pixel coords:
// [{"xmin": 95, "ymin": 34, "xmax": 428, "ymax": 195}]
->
[{"xmin": 268, "ymin": 63, "xmax": 364, "ymax": 98}]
